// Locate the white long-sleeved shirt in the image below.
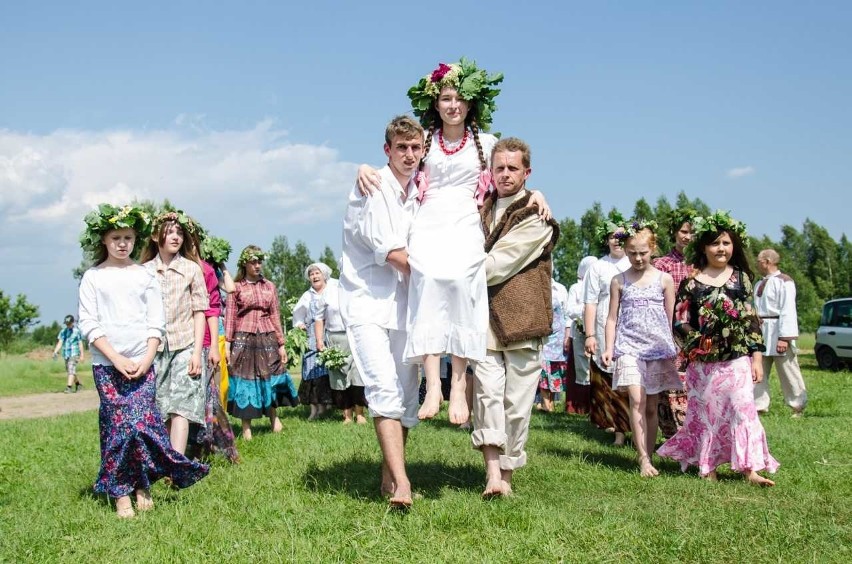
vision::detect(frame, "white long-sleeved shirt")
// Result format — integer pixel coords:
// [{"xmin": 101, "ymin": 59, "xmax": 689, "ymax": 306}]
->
[
  {"xmin": 755, "ymin": 270, "xmax": 799, "ymax": 355},
  {"xmin": 339, "ymin": 165, "xmax": 418, "ymax": 330},
  {"xmin": 78, "ymin": 264, "xmax": 165, "ymax": 365},
  {"xmin": 566, "ymin": 280, "xmax": 585, "ymax": 328},
  {"xmin": 312, "ymin": 278, "xmax": 346, "ymax": 332}
]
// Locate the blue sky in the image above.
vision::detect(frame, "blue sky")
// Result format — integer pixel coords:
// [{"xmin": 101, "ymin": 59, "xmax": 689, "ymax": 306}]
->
[{"xmin": 1, "ymin": 1, "xmax": 850, "ymax": 324}]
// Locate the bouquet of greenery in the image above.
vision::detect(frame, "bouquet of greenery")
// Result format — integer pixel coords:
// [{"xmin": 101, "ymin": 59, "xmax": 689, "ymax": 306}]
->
[
  {"xmin": 285, "ymin": 327, "xmax": 308, "ymax": 369},
  {"xmin": 200, "ymin": 236, "xmax": 232, "ymax": 265},
  {"xmin": 317, "ymin": 346, "xmax": 349, "ymax": 371},
  {"xmin": 683, "ymin": 290, "xmax": 762, "ymax": 362}
]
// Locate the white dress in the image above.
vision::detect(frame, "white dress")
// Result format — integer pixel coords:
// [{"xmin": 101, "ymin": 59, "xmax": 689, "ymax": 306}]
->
[
  {"xmin": 581, "ymin": 254, "xmax": 630, "ymax": 372},
  {"xmin": 404, "ymin": 131, "xmax": 497, "ymax": 363}
]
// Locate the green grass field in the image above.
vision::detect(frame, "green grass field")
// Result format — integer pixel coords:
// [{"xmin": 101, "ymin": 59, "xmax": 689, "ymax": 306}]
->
[{"xmin": 1, "ymin": 345, "xmax": 850, "ymax": 562}]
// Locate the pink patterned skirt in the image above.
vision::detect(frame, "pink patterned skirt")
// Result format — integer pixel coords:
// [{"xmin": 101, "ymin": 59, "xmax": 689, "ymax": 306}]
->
[{"xmin": 657, "ymin": 356, "xmax": 779, "ymax": 477}]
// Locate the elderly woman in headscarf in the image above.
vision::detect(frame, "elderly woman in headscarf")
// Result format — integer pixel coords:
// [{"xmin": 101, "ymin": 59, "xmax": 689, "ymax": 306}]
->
[
  {"xmin": 310, "ymin": 260, "xmax": 368, "ymax": 425},
  {"xmin": 564, "ymin": 256, "xmax": 599, "ymax": 414},
  {"xmin": 296, "ymin": 262, "xmax": 335, "ymax": 420}
]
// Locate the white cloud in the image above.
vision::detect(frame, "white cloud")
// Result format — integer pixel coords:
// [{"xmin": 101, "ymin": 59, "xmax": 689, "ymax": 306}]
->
[
  {"xmin": 0, "ymin": 121, "xmax": 359, "ymax": 323},
  {"xmin": 726, "ymin": 165, "xmax": 756, "ymax": 178}
]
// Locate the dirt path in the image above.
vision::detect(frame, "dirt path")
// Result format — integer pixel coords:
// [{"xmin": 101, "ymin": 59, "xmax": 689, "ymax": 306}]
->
[{"xmin": 0, "ymin": 390, "xmax": 100, "ymax": 421}]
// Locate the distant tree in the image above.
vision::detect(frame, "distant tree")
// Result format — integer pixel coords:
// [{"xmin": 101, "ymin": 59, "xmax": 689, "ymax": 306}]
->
[
  {"xmin": 579, "ymin": 202, "xmax": 606, "ymax": 256},
  {"xmin": 317, "ymin": 246, "xmax": 340, "ymax": 279},
  {"xmin": 836, "ymin": 235, "xmax": 852, "ymax": 297},
  {"xmin": 632, "ymin": 198, "xmax": 654, "ymax": 223},
  {"xmin": 552, "ymin": 218, "xmax": 582, "ymax": 286},
  {"xmin": 0, "ymin": 291, "xmax": 40, "ymax": 348},
  {"xmin": 803, "ymin": 219, "xmax": 838, "ymax": 298},
  {"xmin": 264, "ymin": 236, "xmax": 293, "ymax": 329},
  {"xmin": 32, "ymin": 321, "xmax": 62, "ymax": 346}
]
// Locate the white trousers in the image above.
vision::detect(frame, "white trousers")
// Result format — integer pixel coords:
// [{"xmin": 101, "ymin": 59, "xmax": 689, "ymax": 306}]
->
[
  {"xmin": 754, "ymin": 348, "xmax": 808, "ymax": 411},
  {"xmin": 471, "ymin": 347, "xmax": 540, "ymax": 470},
  {"xmin": 348, "ymin": 325, "xmax": 420, "ymax": 428}
]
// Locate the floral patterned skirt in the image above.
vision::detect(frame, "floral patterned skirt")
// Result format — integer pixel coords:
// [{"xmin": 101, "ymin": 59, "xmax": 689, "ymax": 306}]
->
[
  {"xmin": 191, "ymin": 352, "xmax": 240, "ymax": 464},
  {"xmin": 539, "ymin": 360, "xmax": 567, "ymax": 392},
  {"xmin": 657, "ymin": 356, "xmax": 780, "ymax": 476},
  {"xmin": 93, "ymin": 365, "xmax": 208, "ymax": 498}
]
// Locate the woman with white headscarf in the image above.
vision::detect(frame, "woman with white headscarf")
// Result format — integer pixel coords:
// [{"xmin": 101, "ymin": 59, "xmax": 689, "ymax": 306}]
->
[
  {"xmin": 564, "ymin": 256, "xmax": 598, "ymax": 414},
  {"xmin": 296, "ymin": 263, "xmax": 334, "ymax": 420}
]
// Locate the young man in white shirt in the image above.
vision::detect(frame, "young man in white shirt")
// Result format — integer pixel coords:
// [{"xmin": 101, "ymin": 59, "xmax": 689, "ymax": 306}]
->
[{"xmin": 339, "ymin": 115, "xmax": 424, "ymax": 508}]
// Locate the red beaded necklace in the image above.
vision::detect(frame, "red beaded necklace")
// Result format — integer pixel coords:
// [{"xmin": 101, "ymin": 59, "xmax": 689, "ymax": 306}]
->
[{"xmin": 438, "ymin": 129, "xmax": 469, "ymax": 156}]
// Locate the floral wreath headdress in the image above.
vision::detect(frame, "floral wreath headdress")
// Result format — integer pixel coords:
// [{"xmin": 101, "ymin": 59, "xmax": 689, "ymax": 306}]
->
[
  {"xmin": 407, "ymin": 57, "xmax": 504, "ymax": 132},
  {"xmin": 237, "ymin": 247, "xmax": 266, "ymax": 268},
  {"xmin": 615, "ymin": 219, "xmax": 659, "ymax": 245},
  {"xmin": 152, "ymin": 209, "xmax": 202, "ymax": 239},
  {"xmin": 667, "ymin": 207, "xmax": 697, "ymax": 237},
  {"xmin": 594, "ymin": 211, "xmax": 628, "ymax": 244},
  {"xmin": 686, "ymin": 209, "xmax": 749, "ymax": 262},
  {"xmin": 79, "ymin": 203, "xmax": 151, "ymax": 253}
]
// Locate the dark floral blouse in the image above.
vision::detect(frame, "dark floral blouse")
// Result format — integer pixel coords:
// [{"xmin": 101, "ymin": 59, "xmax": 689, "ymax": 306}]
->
[{"xmin": 674, "ymin": 269, "xmax": 765, "ymax": 363}]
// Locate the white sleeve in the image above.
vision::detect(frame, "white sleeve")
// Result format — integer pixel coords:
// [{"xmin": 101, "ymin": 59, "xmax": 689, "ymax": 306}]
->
[
  {"xmin": 354, "ymin": 184, "xmax": 406, "ymax": 266},
  {"xmin": 582, "ymin": 265, "xmax": 601, "ymax": 304},
  {"xmin": 565, "ymin": 283, "xmax": 584, "ymax": 322},
  {"xmin": 77, "ymin": 270, "xmax": 105, "ymax": 344},
  {"xmin": 778, "ymin": 279, "xmax": 799, "ymax": 338}
]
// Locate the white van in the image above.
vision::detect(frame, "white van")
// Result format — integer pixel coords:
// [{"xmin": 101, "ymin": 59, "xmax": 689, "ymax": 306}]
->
[{"xmin": 815, "ymin": 297, "xmax": 852, "ymax": 370}]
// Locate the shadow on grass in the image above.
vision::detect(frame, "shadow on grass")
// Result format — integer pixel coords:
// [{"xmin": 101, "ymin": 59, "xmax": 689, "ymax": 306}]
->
[{"xmin": 302, "ymin": 456, "xmax": 481, "ymax": 501}]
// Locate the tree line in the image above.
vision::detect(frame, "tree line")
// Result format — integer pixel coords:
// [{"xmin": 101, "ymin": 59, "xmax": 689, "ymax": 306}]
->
[{"xmin": 3, "ymin": 191, "xmax": 847, "ymax": 353}]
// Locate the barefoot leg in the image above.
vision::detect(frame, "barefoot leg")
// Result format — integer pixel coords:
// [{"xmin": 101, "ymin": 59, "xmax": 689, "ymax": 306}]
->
[
  {"xmin": 135, "ymin": 488, "xmax": 153, "ymax": 511},
  {"xmin": 355, "ymin": 405, "xmax": 367, "ymax": 424},
  {"xmin": 500, "ymin": 469, "xmax": 514, "ymax": 496},
  {"xmin": 481, "ymin": 446, "xmax": 506, "ymax": 498},
  {"xmin": 374, "ymin": 417, "xmax": 412, "ymax": 507},
  {"xmin": 380, "ymin": 459, "xmax": 394, "ymax": 497},
  {"xmin": 343, "ymin": 407, "xmax": 353, "ymax": 424},
  {"xmin": 744, "ymin": 470, "xmax": 775, "ymax": 487},
  {"xmin": 115, "ymin": 495, "xmax": 135, "ymax": 519},
  {"xmin": 241, "ymin": 419, "xmax": 253, "ymax": 441},
  {"xmin": 613, "ymin": 431, "xmax": 626, "ymax": 446},
  {"xmin": 168, "ymin": 415, "xmax": 189, "ymax": 455},
  {"xmin": 267, "ymin": 407, "xmax": 283, "ymax": 433},
  {"xmin": 448, "ymin": 356, "xmax": 471, "ymax": 424},
  {"xmin": 418, "ymin": 355, "xmax": 443, "ymax": 420},
  {"xmin": 541, "ymin": 390, "xmax": 554, "ymax": 413}
]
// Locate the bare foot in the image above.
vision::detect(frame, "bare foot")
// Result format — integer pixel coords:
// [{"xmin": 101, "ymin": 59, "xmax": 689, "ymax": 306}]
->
[
  {"xmin": 702, "ymin": 470, "xmax": 719, "ymax": 482},
  {"xmin": 356, "ymin": 415, "xmax": 367, "ymax": 425},
  {"xmin": 270, "ymin": 418, "xmax": 283, "ymax": 433},
  {"xmin": 639, "ymin": 457, "xmax": 659, "ymax": 478},
  {"xmin": 388, "ymin": 481, "xmax": 413, "ymax": 509},
  {"xmin": 744, "ymin": 470, "xmax": 775, "ymax": 487},
  {"xmin": 242, "ymin": 428, "xmax": 253, "ymax": 441},
  {"xmin": 613, "ymin": 432, "xmax": 626, "ymax": 446},
  {"xmin": 482, "ymin": 478, "xmax": 507, "ymax": 499},
  {"xmin": 448, "ymin": 386, "xmax": 470, "ymax": 425},
  {"xmin": 343, "ymin": 418, "xmax": 353, "ymax": 425},
  {"xmin": 135, "ymin": 489, "xmax": 153, "ymax": 511},
  {"xmin": 115, "ymin": 496, "xmax": 135, "ymax": 519},
  {"xmin": 418, "ymin": 387, "xmax": 442, "ymax": 420}
]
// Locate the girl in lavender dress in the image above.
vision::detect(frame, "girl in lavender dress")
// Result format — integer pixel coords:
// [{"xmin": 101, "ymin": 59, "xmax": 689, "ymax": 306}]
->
[
  {"xmin": 78, "ymin": 204, "xmax": 208, "ymax": 518},
  {"xmin": 602, "ymin": 221, "xmax": 680, "ymax": 477},
  {"xmin": 657, "ymin": 211, "xmax": 778, "ymax": 486}
]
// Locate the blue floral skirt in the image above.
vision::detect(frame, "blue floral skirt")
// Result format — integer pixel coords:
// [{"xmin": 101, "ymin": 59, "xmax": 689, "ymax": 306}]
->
[{"xmin": 93, "ymin": 364, "xmax": 209, "ymax": 498}]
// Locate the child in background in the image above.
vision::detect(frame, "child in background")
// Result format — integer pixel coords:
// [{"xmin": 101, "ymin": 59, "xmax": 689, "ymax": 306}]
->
[
  {"xmin": 54, "ymin": 314, "xmax": 85, "ymax": 393},
  {"xmin": 78, "ymin": 204, "xmax": 208, "ymax": 518},
  {"xmin": 140, "ymin": 210, "xmax": 209, "ymax": 455},
  {"xmin": 602, "ymin": 221, "xmax": 680, "ymax": 477},
  {"xmin": 657, "ymin": 211, "xmax": 778, "ymax": 486}
]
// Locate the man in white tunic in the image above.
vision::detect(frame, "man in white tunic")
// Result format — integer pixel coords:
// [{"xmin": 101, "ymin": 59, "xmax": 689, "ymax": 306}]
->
[
  {"xmin": 753, "ymin": 249, "xmax": 807, "ymax": 416},
  {"xmin": 471, "ymin": 137, "xmax": 560, "ymax": 497},
  {"xmin": 338, "ymin": 116, "xmax": 423, "ymax": 508}
]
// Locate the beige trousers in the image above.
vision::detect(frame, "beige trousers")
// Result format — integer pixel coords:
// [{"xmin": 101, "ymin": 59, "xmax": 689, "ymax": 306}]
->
[
  {"xmin": 754, "ymin": 348, "xmax": 808, "ymax": 412},
  {"xmin": 471, "ymin": 347, "xmax": 540, "ymax": 470}
]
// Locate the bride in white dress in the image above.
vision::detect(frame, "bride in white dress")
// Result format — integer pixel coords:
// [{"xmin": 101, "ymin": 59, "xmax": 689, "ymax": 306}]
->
[{"xmin": 358, "ymin": 59, "xmax": 550, "ymax": 424}]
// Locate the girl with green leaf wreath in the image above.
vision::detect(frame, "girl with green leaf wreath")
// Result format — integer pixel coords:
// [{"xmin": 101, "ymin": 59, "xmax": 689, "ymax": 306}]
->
[
  {"xmin": 657, "ymin": 211, "xmax": 778, "ymax": 486},
  {"xmin": 356, "ymin": 58, "xmax": 552, "ymax": 425},
  {"xmin": 140, "ymin": 211, "xmax": 210, "ymax": 457},
  {"xmin": 78, "ymin": 204, "xmax": 208, "ymax": 518},
  {"xmin": 224, "ymin": 245, "xmax": 299, "ymax": 440}
]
